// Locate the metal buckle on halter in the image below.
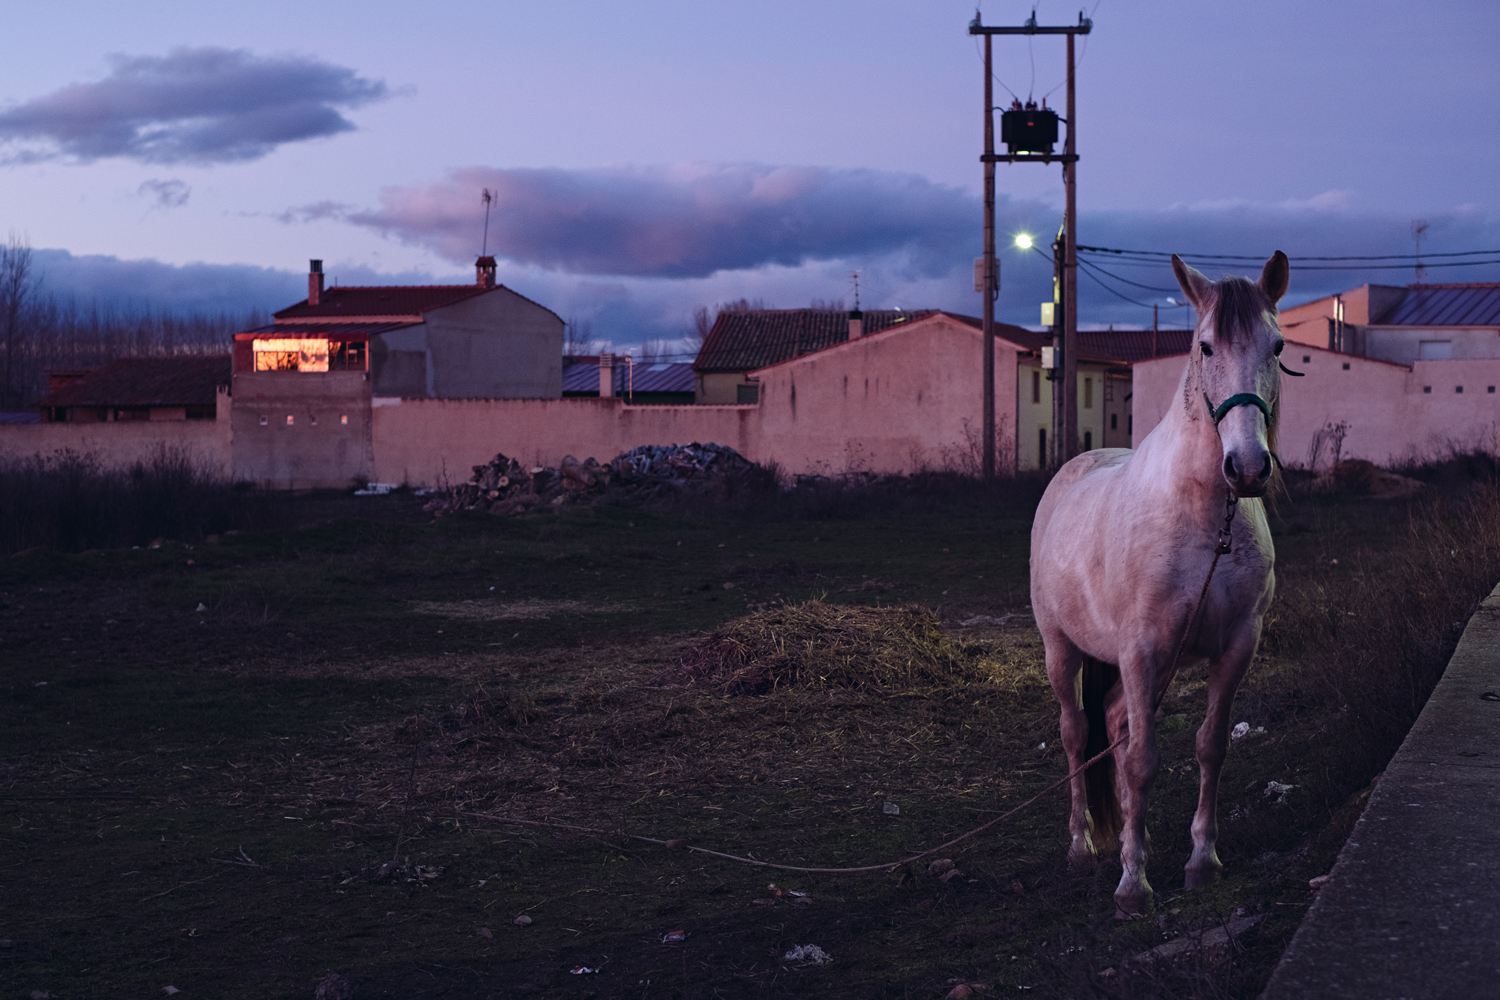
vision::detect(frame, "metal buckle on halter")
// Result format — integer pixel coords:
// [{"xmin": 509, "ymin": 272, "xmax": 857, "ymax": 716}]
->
[{"xmin": 1216, "ymin": 493, "xmax": 1240, "ymax": 554}]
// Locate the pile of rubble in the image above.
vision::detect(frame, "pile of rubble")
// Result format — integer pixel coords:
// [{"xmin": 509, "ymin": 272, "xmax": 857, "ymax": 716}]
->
[{"xmin": 421, "ymin": 442, "xmax": 765, "ymax": 517}]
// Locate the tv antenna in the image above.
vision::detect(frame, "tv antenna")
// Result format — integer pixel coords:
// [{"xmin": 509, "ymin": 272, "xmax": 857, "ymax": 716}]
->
[
  {"xmin": 851, "ymin": 271, "xmax": 861, "ymax": 311},
  {"xmin": 1412, "ymin": 219, "xmax": 1429, "ymax": 284},
  {"xmin": 481, "ymin": 188, "xmax": 494, "ymax": 256}
]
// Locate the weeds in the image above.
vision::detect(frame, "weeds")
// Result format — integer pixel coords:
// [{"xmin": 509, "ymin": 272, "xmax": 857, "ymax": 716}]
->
[{"xmin": 0, "ymin": 445, "xmax": 283, "ymax": 554}]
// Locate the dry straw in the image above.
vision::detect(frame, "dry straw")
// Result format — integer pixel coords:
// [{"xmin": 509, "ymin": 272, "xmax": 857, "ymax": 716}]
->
[{"xmin": 676, "ymin": 599, "xmax": 982, "ymax": 693}]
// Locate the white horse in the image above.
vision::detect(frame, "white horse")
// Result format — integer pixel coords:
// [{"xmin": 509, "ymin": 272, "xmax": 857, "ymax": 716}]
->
[{"xmin": 1030, "ymin": 251, "xmax": 1291, "ymax": 917}]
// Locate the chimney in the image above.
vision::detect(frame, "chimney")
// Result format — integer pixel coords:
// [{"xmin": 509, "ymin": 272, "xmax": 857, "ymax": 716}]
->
[
  {"xmin": 848, "ymin": 308, "xmax": 864, "ymax": 339},
  {"xmin": 598, "ymin": 353, "xmax": 615, "ymax": 398},
  {"xmin": 308, "ymin": 260, "xmax": 324, "ymax": 306},
  {"xmin": 476, "ymin": 255, "xmax": 497, "ymax": 289}
]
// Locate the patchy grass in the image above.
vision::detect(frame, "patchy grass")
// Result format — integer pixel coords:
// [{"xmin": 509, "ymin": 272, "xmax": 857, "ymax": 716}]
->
[{"xmin": 1, "ymin": 470, "xmax": 1496, "ymax": 998}]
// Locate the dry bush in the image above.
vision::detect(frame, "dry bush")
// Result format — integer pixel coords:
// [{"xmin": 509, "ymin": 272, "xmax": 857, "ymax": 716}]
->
[
  {"xmin": 675, "ymin": 599, "xmax": 984, "ymax": 693},
  {"xmin": 1264, "ymin": 482, "xmax": 1500, "ymax": 750}
]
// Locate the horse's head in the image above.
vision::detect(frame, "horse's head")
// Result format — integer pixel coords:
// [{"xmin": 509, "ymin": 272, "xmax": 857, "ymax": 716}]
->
[{"xmin": 1172, "ymin": 251, "xmax": 1290, "ymax": 499}]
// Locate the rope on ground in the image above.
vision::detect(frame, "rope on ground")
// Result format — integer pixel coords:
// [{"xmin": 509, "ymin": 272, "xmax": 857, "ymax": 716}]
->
[{"xmin": 461, "ymin": 736, "xmax": 1125, "ymax": 875}]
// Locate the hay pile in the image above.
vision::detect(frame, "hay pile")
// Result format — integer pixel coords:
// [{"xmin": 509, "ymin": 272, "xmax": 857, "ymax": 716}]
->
[{"xmin": 676, "ymin": 600, "xmax": 981, "ymax": 694}]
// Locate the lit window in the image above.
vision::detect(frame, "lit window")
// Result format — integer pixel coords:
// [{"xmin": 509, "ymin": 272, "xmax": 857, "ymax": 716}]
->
[
  {"xmin": 286, "ymin": 414, "xmax": 294, "ymax": 425},
  {"xmin": 341, "ymin": 414, "xmax": 349, "ymax": 424},
  {"xmin": 253, "ymin": 338, "xmax": 330, "ymax": 372}
]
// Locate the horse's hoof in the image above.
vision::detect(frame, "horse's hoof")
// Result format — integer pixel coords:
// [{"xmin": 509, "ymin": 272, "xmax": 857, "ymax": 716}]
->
[
  {"xmin": 1114, "ymin": 884, "xmax": 1154, "ymax": 919},
  {"xmin": 1183, "ymin": 864, "xmax": 1222, "ymax": 891}
]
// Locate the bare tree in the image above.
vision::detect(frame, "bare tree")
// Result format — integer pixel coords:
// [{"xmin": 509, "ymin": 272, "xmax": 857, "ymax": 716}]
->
[
  {"xmin": 0, "ymin": 235, "xmax": 36, "ymax": 410},
  {"xmin": 564, "ymin": 317, "xmax": 598, "ymax": 356},
  {"xmin": 638, "ymin": 338, "xmax": 672, "ymax": 363}
]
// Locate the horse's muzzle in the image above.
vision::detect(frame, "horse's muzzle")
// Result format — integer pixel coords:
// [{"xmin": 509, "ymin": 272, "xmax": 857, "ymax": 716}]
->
[{"xmin": 1223, "ymin": 450, "xmax": 1272, "ymax": 497}]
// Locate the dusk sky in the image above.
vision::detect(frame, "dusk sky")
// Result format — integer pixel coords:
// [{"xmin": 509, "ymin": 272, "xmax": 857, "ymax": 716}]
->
[{"xmin": 3, "ymin": 0, "xmax": 1497, "ymax": 353}]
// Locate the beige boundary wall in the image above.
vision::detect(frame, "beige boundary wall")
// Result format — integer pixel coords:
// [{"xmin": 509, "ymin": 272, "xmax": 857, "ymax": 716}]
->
[
  {"xmin": 0, "ymin": 314, "xmax": 1049, "ymax": 487},
  {"xmin": 371, "ymin": 398, "xmax": 759, "ymax": 485},
  {"xmin": 0, "ymin": 418, "xmax": 232, "ymax": 477},
  {"xmin": 1133, "ymin": 345, "xmax": 1500, "ymax": 467}
]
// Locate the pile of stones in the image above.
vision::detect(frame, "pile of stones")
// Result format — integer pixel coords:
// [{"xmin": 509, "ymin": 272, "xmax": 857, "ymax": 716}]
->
[{"xmin": 421, "ymin": 442, "xmax": 764, "ymax": 517}]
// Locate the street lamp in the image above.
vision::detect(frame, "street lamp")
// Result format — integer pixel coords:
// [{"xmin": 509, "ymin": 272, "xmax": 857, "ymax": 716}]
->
[{"xmin": 1014, "ymin": 233, "xmax": 1034, "ymax": 250}]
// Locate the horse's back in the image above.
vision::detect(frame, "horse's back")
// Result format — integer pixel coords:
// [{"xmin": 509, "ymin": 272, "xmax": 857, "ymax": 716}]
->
[{"xmin": 1032, "ymin": 448, "xmax": 1133, "ymax": 539}]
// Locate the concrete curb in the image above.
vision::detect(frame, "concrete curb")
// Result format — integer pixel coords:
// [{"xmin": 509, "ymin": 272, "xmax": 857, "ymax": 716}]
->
[{"xmin": 1261, "ymin": 581, "xmax": 1500, "ymax": 999}]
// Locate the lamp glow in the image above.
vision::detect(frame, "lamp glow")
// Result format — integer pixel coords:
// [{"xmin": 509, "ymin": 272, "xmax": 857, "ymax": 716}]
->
[{"xmin": 1014, "ymin": 233, "xmax": 1033, "ymax": 249}]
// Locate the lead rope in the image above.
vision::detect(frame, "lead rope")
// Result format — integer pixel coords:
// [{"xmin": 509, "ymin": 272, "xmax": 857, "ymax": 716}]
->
[{"xmin": 467, "ymin": 493, "xmax": 1242, "ymax": 875}]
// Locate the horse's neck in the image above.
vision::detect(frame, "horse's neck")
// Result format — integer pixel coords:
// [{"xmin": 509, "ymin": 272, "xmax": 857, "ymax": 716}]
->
[{"xmin": 1134, "ymin": 356, "xmax": 1226, "ymax": 513}]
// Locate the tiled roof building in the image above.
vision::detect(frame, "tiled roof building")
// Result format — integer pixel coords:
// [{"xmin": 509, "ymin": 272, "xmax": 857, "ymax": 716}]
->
[{"xmin": 38, "ymin": 355, "xmax": 230, "ymax": 422}]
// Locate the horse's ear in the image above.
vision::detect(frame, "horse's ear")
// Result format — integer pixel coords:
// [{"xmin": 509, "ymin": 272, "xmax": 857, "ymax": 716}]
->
[
  {"xmin": 1258, "ymin": 251, "xmax": 1290, "ymax": 304},
  {"xmin": 1172, "ymin": 254, "xmax": 1212, "ymax": 311}
]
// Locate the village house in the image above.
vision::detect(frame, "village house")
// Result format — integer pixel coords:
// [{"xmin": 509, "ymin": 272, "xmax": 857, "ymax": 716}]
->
[
  {"xmin": 37, "ymin": 355, "xmax": 230, "ymax": 424},
  {"xmin": 230, "ymin": 258, "xmax": 563, "ymax": 487},
  {"xmin": 1133, "ymin": 282, "xmax": 1500, "ymax": 466}
]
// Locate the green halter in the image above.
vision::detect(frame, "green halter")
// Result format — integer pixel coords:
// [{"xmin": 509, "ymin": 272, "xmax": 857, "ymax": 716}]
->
[{"xmin": 1205, "ymin": 392, "xmax": 1274, "ymax": 427}]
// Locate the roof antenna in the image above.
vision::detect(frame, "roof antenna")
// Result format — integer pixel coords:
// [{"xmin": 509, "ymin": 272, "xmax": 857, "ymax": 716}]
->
[
  {"xmin": 481, "ymin": 188, "xmax": 494, "ymax": 256},
  {"xmin": 851, "ymin": 271, "xmax": 861, "ymax": 311},
  {"xmin": 1412, "ymin": 218, "xmax": 1429, "ymax": 284}
]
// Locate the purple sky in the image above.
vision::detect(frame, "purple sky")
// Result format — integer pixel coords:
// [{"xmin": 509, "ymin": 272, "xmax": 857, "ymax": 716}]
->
[{"xmin": 3, "ymin": 0, "xmax": 1497, "ymax": 354}]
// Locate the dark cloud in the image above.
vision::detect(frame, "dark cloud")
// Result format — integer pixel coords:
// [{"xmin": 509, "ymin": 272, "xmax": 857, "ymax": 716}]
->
[
  {"xmin": 137, "ymin": 178, "xmax": 190, "ymax": 209},
  {"xmin": 0, "ymin": 47, "xmax": 389, "ymax": 165},
  {"xmin": 343, "ymin": 164, "xmax": 975, "ymax": 279}
]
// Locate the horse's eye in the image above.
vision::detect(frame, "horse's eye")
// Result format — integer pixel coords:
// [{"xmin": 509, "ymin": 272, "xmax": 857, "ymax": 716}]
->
[
  {"xmin": 1274, "ymin": 339, "xmax": 1284, "ymax": 356},
  {"xmin": 1200, "ymin": 342, "xmax": 1214, "ymax": 357}
]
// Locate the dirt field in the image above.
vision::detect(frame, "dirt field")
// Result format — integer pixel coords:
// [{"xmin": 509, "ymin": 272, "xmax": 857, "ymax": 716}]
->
[{"xmin": 2, "ymin": 474, "xmax": 1492, "ymax": 998}]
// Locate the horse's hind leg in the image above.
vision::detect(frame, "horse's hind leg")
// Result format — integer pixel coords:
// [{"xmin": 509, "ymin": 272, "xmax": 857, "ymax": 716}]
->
[
  {"xmin": 1185, "ymin": 622, "xmax": 1259, "ymax": 890},
  {"xmin": 1042, "ymin": 632, "xmax": 1093, "ymax": 867}
]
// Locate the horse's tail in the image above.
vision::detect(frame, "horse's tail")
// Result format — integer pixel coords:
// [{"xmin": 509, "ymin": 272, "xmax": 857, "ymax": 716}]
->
[{"xmin": 1081, "ymin": 655, "xmax": 1122, "ymax": 853}]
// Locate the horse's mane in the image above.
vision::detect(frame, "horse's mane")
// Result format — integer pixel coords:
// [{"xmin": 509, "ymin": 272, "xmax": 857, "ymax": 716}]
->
[{"xmin": 1211, "ymin": 276, "xmax": 1272, "ymax": 345}]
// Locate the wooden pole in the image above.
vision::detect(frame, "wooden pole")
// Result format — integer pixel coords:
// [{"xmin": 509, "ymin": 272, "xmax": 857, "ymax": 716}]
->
[
  {"xmin": 1061, "ymin": 32, "xmax": 1079, "ymax": 463},
  {"xmin": 981, "ymin": 33, "xmax": 996, "ymax": 480}
]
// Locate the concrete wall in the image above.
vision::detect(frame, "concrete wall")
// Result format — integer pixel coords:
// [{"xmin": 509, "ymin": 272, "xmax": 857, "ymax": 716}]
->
[
  {"xmin": 0, "ymin": 408, "xmax": 231, "ymax": 476},
  {"xmin": 368, "ymin": 287, "xmax": 563, "ymax": 400},
  {"xmin": 371, "ymin": 397, "xmax": 757, "ymax": 485},
  {"xmin": 370, "ymin": 315, "xmax": 1049, "ymax": 485},
  {"xmin": 1132, "ymin": 345, "xmax": 1500, "ymax": 467},
  {"xmin": 231, "ymin": 371, "xmax": 374, "ymax": 488},
  {"xmin": 753, "ymin": 314, "xmax": 1014, "ymax": 475},
  {"xmin": 696, "ymin": 371, "xmax": 756, "ymax": 405}
]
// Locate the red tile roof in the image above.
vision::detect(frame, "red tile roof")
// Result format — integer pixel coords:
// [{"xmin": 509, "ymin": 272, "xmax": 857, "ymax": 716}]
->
[
  {"xmin": 37, "ymin": 356, "xmax": 230, "ymax": 409},
  {"xmin": 240, "ymin": 321, "xmax": 418, "ymax": 339},
  {"xmin": 274, "ymin": 284, "xmax": 492, "ymax": 320},
  {"xmin": 1077, "ymin": 329, "xmax": 1194, "ymax": 363},
  {"xmin": 695, "ymin": 308, "xmax": 1056, "ymax": 372}
]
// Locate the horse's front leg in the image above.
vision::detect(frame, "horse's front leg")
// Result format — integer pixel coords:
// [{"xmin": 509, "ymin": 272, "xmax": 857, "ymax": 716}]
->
[
  {"xmin": 1185, "ymin": 619, "xmax": 1260, "ymax": 889},
  {"xmin": 1112, "ymin": 647, "xmax": 1161, "ymax": 917},
  {"xmin": 1042, "ymin": 632, "xmax": 1093, "ymax": 867}
]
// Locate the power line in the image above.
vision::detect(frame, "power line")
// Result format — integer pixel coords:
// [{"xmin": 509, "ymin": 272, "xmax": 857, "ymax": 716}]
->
[
  {"xmin": 1076, "ymin": 258, "xmax": 1155, "ymax": 307},
  {"xmin": 1079, "ymin": 244, "xmax": 1500, "ymax": 262}
]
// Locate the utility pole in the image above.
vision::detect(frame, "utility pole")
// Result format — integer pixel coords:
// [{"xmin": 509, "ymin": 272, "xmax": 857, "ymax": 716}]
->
[
  {"xmin": 981, "ymin": 31, "xmax": 997, "ymax": 479},
  {"xmin": 970, "ymin": 11, "xmax": 1091, "ymax": 469}
]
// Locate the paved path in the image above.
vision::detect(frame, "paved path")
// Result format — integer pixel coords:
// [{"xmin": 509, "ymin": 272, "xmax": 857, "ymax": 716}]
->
[{"xmin": 1262, "ymin": 581, "xmax": 1500, "ymax": 999}]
